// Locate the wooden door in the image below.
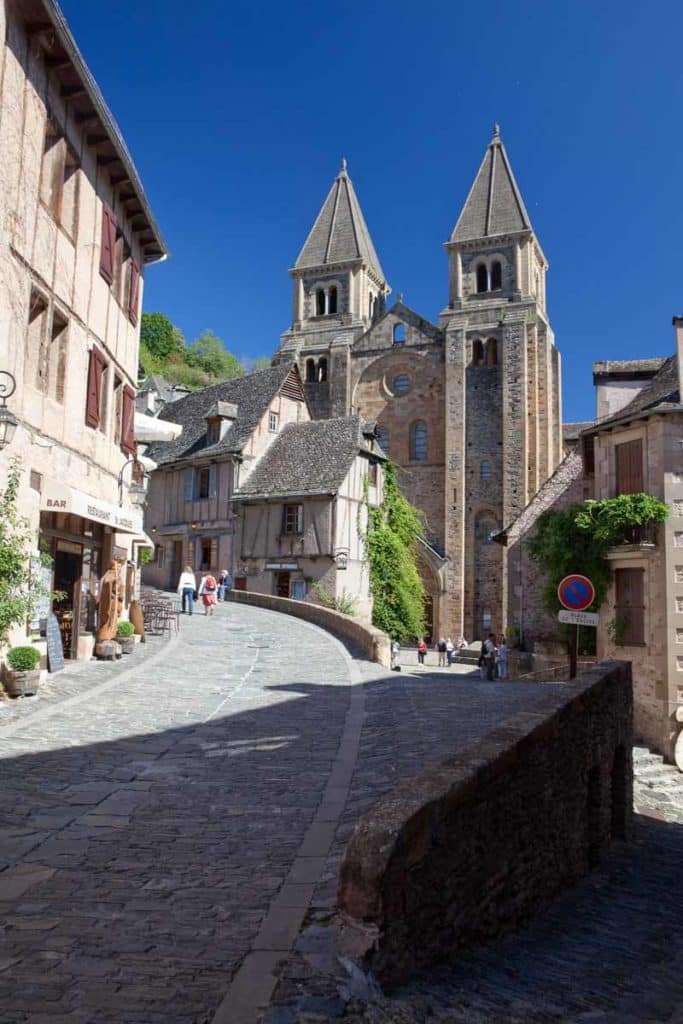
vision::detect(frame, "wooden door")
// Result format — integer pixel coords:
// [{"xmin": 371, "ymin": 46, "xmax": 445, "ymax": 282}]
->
[{"xmin": 275, "ymin": 572, "xmax": 290, "ymax": 598}]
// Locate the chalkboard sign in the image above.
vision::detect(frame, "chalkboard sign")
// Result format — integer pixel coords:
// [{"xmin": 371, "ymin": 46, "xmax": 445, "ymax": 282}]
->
[{"xmin": 46, "ymin": 613, "xmax": 65, "ymax": 674}]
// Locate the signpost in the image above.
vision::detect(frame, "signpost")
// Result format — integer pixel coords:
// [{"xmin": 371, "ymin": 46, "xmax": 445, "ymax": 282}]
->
[{"xmin": 557, "ymin": 574, "xmax": 597, "ymax": 679}]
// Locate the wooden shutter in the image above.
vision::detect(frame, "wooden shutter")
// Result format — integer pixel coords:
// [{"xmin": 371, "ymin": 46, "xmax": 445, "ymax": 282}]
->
[
  {"xmin": 615, "ymin": 568, "xmax": 644, "ymax": 644},
  {"xmin": 99, "ymin": 203, "xmax": 116, "ymax": 284},
  {"xmin": 183, "ymin": 468, "xmax": 194, "ymax": 502},
  {"xmin": 209, "ymin": 464, "xmax": 217, "ymax": 499},
  {"xmin": 128, "ymin": 258, "xmax": 140, "ymax": 325},
  {"xmin": 615, "ymin": 439, "xmax": 643, "ymax": 495},
  {"xmin": 85, "ymin": 347, "xmax": 104, "ymax": 428},
  {"xmin": 210, "ymin": 538, "xmax": 218, "ymax": 568},
  {"xmin": 120, "ymin": 386, "xmax": 136, "ymax": 455}
]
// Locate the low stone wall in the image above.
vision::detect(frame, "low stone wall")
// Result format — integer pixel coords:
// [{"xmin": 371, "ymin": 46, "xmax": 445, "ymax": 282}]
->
[
  {"xmin": 226, "ymin": 590, "xmax": 392, "ymax": 667},
  {"xmin": 338, "ymin": 661, "xmax": 633, "ymax": 990}
]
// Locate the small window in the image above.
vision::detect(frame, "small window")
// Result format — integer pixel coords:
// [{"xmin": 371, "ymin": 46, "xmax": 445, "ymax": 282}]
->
[
  {"xmin": 318, "ymin": 357, "xmax": 328, "ymax": 382},
  {"xmin": 49, "ymin": 310, "xmax": 68, "ymax": 404},
  {"xmin": 316, "ymin": 289, "xmax": 325, "ymax": 316},
  {"xmin": 113, "ymin": 375, "xmax": 124, "ymax": 446},
  {"xmin": 269, "ymin": 411, "xmax": 279, "ymax": 432},
  {"xmin": 491, "ymin": 261, "xmax": 502, "ymax": 290},
  {"xmin": 476, "ymin": 515, "xmax": 496, "ymax": 545},
  {"xmin": 376, "ymin": 426, "xmax": 389, "ymax": 455},
  {"xmin": 155, "ymin": 544, "xmax": 165, "ymax": 568},
  {"xmin": 482, "ymin": 609, "xmax": 492, "ymax": 630},
  {"xmin": 472, "ymin": 340, "xmax": 484, "ymax": 367},
  {"xmin": 615, "ymin": 439, "xmax": 643, "ymax": 496},
  {"xmin": 197, "ymin": 467, "xmax": 211, "ymax": 500},
  {"xmin": 486, "ymin": 338, "xmax": 498, "ymax": 367},
  {"xmin": 393, "ymin": 323, "xmax": 406, "ymax": 345},
  {"xmin": 28, "ymin": 289, "xmax": 49, "ymax": 392},
  {"xmin": 283, "ymin": 503, "xmax": 303, "ymax": 534},
  {"xmin": 614, "ymin": 568, "xmax": 645, "ymax": 645},
  {"xmin": 328, "ymin": 286, "xmax": 338, "ymax": 314},
  {"xmin": 207, "ymin": 420, "xmax": 220, "ymax": 446},
  {"xmin": 368, "ymin": 461, "xmax": 378, "ymax": 486},
  {"xmin": 40, "ymin": 120, "xmax": 79, "ymax": 237},
  {"xmin": 305, "ymin": 358, "xmax": 316, "ymax": 383},
  {"xmin": 476, "ymin": 264, "xmax": 488, "ymax": 293},
  {"xmin": 199, "ymin": 538, "xmax": 215, "ymax": 571},
  {"xmin": 411, "ymin": 422, "xmax": 427, "ymax": 462},
  {"xmin": 481, "ymin": 460, "xmax": 491, "ymax": 481},
  {"xmin": 392, "ymin": 374, "xmax": 411, "ymax": 396}
]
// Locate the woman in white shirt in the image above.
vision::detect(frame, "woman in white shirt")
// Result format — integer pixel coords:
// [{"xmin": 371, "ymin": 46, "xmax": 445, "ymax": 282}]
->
[{"xmin": 177, "ymin": 566, "xmax": 196, "ymax": 615}]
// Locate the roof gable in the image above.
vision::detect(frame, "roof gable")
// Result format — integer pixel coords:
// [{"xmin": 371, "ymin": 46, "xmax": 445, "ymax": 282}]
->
[
  {"xmin": 451, "ymin": 128, "xmax": 532, "ymax": 243},
  {"xmin": 589, "ymin": 355, "xmax": 680, "ymax": 431}
]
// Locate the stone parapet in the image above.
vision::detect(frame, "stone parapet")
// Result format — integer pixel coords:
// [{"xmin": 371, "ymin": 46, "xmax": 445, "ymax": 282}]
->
[
  {"xmin": 226, "ymin": 590, "xmax": 391, "ymax": 667},
  {"xmin": 338, "ymin": 661, "xmax": 633, "ymax": 989}
]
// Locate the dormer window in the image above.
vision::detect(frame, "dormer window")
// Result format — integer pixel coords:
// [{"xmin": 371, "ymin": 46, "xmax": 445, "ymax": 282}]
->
[
  {"xmin": 269, "ymin": 411, "xmax": 279, "ymax": 432},
  {"xmin": 205, "ymin": 400, "xmax": 237, "ymax": 446},
  {"xmin": 207, "ymin": 420, "xmax": 220, "ymax": 446}
]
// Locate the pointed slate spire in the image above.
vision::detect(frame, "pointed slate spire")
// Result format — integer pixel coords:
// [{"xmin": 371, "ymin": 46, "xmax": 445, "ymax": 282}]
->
[
  {"xmin": 295, "ymin": 160, "xmax": 386, "ymax": 282},
  {"xmin": 450, "ymin": 127, "xmax": 532, "ymax": 242}
]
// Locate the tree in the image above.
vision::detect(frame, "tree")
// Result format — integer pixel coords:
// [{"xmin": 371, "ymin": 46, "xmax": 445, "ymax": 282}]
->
[
  {"xmin": 186, "ymin": 330, "xmax": 244, "ymax": 380},
  {"xmin": 139, "ymin": 312, "xmax": 183, "ymax": 361},
  {"xmin": 241, "ymin": 355, "xmax": 272, "ymax": 373}
]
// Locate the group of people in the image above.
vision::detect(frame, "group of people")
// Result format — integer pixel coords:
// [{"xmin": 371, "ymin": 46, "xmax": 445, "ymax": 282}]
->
[
  {"xmin": 416, "ymin": 635, "xmax": 468, "ymax": 666},
  {"xmin": 176, "ymin": 567, "xmax": 233, "ymax": 616},
  {"xmin": 478, "ymin": 633, "xmax": 508, "ymax": 680}
]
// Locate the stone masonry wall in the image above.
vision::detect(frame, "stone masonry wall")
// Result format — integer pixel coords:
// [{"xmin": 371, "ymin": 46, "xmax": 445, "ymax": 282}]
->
[{"xmin": 338, "ymin": 661, "xmax": 633, "ymax": 990}]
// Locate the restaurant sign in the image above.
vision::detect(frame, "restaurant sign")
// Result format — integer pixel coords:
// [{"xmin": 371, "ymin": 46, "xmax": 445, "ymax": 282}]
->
[{"xmin": 41, "ymin": 480, "xmax": 143, "ymax": 535}]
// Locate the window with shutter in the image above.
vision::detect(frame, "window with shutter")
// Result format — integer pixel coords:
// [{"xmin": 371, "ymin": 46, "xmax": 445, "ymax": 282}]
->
[
  {"xmin": 121, "ymin": 386, "xmax": 136, "ymax": 455},
  {"xmin": 208, "ymin": 464, "xmax": 217, "ymax": 499},
  {"xmin": 85, "ymin": 347, "xmax": 104, "ymax": 428},
  {"xmin": 183, "ymin": 468, "xmax": 194, "ymax": 502},
  {"xmin": 615, "ymin": 439, "xmax": 643, "ymax": 495},
  {"xmin": 614, "ymin": 567, "xmax": 645, "ymax": 644},
  {"xmin": 99, "ymin": 204, "xmax": 116, "ymax": 284},
  {"xmin": 128, "ymin": 259, "xmax": 140, "ymax": 325}
]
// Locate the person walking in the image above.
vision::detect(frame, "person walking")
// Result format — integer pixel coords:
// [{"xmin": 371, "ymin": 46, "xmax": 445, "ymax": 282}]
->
[
  {"xmin": 437, "ymin": 636, "xmax": 447, "ymax": 668},
  {"xmin": 477, "ymin": 643, "xmax": 486, "ymax": 680},
  {"xmin": 177, "ymin": 566, "xmax": 196, "ymax": 615},
  {"xmin": 391, "ymin": 639, "xmax": 400, "ymax": 670},
  {"xmin": 497, "ymin": 635, "xmax": 508, "ymax": 679},
  {"xmin": 446, "ymin": 637, "xmax": 455, "ymax": 666},
  {"xmin": 484, "ymin": 633, "xmax": 498, "ymax": 681},
  {"xmin": 417, "ymin": 637, "xmax": 428, "ymax": 665},
  {"xmin": 198, "ymin": 572, "xmax": 218, "ymax": 616}
]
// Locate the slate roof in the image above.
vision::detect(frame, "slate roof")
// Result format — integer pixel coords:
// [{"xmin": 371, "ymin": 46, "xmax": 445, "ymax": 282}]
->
[
  {"xmin": 234, "ymin": 416, "xmax": 379, "ymax": 500},
  {"xmin": 145, "ymin": 365, "xmax": 301, "ymax": 467},
  {"xmin": 295, "ymin": 160, "xmax": 386, "ymax": 283},
  {"xmin": 451, "ymin": 128, "xmax": 532, "ymax": 242},
  {"xmin": 563, "ymin": 421, "xmax": 594, "ymax": 443},
  {"xmin": 496, "ymin": 451, "xmax": 584, "ymax": 544},
  {"xmin": 138, "ymin": 376, "xmax": 190, "ymax": 405},
  {"xmin": 586, "ymin": 355, "xmax": 681, "ymax": 432},
  {"xmin": 592, "ymin": 358, "xmax": 666, "ymax": 381}
]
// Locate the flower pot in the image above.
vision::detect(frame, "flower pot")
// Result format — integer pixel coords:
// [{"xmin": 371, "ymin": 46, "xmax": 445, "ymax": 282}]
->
[
  {"xmin": 3, "ymin": 669, "xmax": 40, "ymax": 698},
  {"xmin": 118, "ymin": 637, "xmax": 135, "ymax": 655}
]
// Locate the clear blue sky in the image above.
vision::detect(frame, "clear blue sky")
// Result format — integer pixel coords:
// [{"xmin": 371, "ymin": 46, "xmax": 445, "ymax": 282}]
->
[{"xmin": 62, "ymin": 0, "xmax": 682, "ymax": 423}]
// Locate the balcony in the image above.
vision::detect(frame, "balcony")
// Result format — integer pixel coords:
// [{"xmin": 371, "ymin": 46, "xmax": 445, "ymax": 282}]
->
[{"xmin": 606, "ymin": 520, "xmax": 657, "ymax": 559}]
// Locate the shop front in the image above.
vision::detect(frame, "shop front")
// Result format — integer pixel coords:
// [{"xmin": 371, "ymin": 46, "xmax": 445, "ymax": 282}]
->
[{"xmin": 39, "ymin": 479, "xmax": 145, "ymax": 662}]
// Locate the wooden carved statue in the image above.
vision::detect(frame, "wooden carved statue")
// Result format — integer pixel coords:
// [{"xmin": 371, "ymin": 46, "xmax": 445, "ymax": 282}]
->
[{"xmin": 96, "ymin": 558, "xmax": 124, "ymax": 642}]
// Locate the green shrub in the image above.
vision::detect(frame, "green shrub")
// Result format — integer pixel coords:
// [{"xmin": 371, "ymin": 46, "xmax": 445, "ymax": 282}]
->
[
  {"xmin": 7, "ymin": 646, "xmax": 41, "ymax": 671},
  {"xmin": 116, "ymin": 620, "xmax": 135, "ymax": 637}
]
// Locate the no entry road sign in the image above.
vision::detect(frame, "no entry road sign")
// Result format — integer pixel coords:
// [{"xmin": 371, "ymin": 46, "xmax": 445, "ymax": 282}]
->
[{"xmin": 557, "ymin": 574, "xmax": 595, "ymax": 612}]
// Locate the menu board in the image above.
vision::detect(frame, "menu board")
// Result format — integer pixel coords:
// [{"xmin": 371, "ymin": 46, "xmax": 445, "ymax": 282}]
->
[{"xmin": 46, "ymin": 612, "xmax": 65, "ymax": 673}]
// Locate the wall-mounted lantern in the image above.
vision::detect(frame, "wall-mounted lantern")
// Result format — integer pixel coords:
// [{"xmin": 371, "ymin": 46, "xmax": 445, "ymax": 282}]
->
[
  {"xmin": 118, "ymin": 455, "xmax": 150, "ymax": 508},
  {"xmin": 0, "ymin": 371, "xmax": 18, "ymax": 451}
]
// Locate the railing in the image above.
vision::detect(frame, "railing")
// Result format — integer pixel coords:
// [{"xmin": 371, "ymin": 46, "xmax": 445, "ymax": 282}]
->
[{"xmin": 613, "ymin": 522, "xmax": 657, "ymax": 546}]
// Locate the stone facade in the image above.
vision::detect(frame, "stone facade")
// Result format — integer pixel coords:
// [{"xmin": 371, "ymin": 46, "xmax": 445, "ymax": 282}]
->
[
  {"xmin": 0, "ymin": 0, "xmax": 165, "ymax": 658},
  {"xmin": 274, "ymin": 133, "xmax": 562, "ymax": 640}
]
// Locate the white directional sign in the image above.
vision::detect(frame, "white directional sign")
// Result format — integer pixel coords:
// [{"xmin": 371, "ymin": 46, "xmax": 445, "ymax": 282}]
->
[{"xmin": 558, "ymin": 609, "xmax": 599, "ymax": 627}]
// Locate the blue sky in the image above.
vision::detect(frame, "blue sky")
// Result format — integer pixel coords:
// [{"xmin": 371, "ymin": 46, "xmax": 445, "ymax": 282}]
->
[{"xmin": 62, "ymin": 0, "xmax": 682, "ymax": 422}]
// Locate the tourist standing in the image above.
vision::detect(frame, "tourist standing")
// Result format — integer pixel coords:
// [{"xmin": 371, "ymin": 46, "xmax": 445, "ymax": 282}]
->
[
  {"xmin": 417, "ymin": 638, "xmax": 428, "ymax": 665},
  {"xmin": 198, "ymin": 572, "xmax": 218, "ymax": 616},
  {"xmin": 437, "ymin": 636, "xmax": 447, "ymax": 667},
  {"xmin": 497, "ymin": 636, "xmax": 508, "ymax": 679},
  {"xmin": 446, "ymin": 637, "xmax": 455, "ymax": 665},
  {"xmin": 177, "ymin": 566, "xmax": 196, "ymax": 615},
  {"xmin": 391, "ymin": 639, "xmax": 400, "ymax": 669},
  {"xmin": 484, "ymin": 633, "xmax": 498, "ymax": 680},
  {"xmin": 218, "ymin": 569, "xmax": 232, "ymax": 601}
]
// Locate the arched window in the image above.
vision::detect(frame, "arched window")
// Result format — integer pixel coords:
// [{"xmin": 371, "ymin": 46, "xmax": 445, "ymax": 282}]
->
[
  {"xmin": 411, "ymin": 421, "xmax": 427, "ymax": 462},
  {"xmin": 316, "ymin": 289, "xmax": 325, "ymax": 316},
  {"xmin": 392, "ymin": 373, "xmax": 411, "ymax": 396},
  {"xmin": 486, "ymin": 338, "xmax": 498, "ymax": 367},
  {"xmin": 476, "ymin": 264, "xmax": 488, "ymax": 293},
  {"xmin": 305, "ymin": 358, "xmax": 316, "ymax": 383},
  {"xmin": 393, "ymin": 323, "xmax": 406, "ymax": 345},
  {"xmin": 328, "ymin": 286, "xmax": 338, "ymax": 315},
  {"xmin": 475, "ymin": 513, "xmax": 497, "ymax": 546},
  {"xmin": 318, "ymin": 357, "xmax": 328, "ymax": 382},
  {"xmin": 481, "ymin": 460, "xmax": 491, "ymax": 481},
  {"xmin": 491, "ymin": 261, "xmax": 502, "ymax": 290},
  {"xmin": 472, "ymin": 340, "xmax": 484, "ymax": 367},
  {"xmin": 376, "ymin": 426, "xmax": 390, "ymax": 455}
]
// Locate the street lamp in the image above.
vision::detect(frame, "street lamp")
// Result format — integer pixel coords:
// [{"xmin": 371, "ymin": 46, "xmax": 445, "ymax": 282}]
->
[
  {"xmin": 118, "ymin": 455, "xmax": 150, "ymax": 508},
  {"xmin": 0, "ymin": 371, "xmax": 18, "ymax": 451}
]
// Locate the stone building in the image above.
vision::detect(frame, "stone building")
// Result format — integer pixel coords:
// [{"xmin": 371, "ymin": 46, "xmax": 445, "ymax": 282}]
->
[
  {"xmin": 274, "ymin": 128, "xmax": 563, "ymax": 640},
  {"xmin": 0, "ymin": 0, "xmax": 166, "ymax": 660}
]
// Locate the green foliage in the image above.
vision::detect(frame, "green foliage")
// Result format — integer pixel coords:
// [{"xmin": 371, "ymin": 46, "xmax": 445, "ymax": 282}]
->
[
  {"xmin": 364, "ymin": 462, "xmax": 426, "ymax": 641},
  {"xmin": 116, "ymin": 620, "xmax": 135, "ymax": 637},
  {"xmin": 0, "ymin": 460, "xmax": 55, "ymax": 647},
  {"xmin": 7, "ymin": 645, "xmax": 41, "ymax": 672},
  {"xmin": 137, "ymin": 547, "xmax": 153, "ymax": 567},
  {"xmin": 574, "ymin": 493, "xmax": 669, "ymax": 545},
  {"xmin": 309, "ymin": 581, "xmax": 357, "ymax": 616},
  {"xmin": 140, "ymin": 312, "xmax": 184, "ymax": 360},
  {"xmin": 186, "ymin": 330, "xmax": 245, "ymax": 380}
]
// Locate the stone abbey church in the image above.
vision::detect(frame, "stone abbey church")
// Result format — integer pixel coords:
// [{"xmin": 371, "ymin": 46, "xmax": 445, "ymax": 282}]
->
[{"xmin": 274, "ymin": 129, "xmax": 563, "ymax": 640}]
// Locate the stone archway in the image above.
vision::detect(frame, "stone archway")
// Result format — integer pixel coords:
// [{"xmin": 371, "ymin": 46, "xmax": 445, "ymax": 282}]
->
[{"xmin": 415, "ymin": 538, "xmax": 448, "ymax": 643}]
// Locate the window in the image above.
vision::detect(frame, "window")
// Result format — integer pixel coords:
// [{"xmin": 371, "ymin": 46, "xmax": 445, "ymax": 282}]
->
[
  {"xmin": 196, "ymin": 467, "xmax": 211, "ymax": 500},
  {"xmin": 305, "ymin": 358, "xmax": 316, "ymax": 382},
  {"xmin": 411, "ymin": 421, "xmax": 427, "ymax": 461},
  {"xmin": 481, "ymin": 460, "xmax": 491, "ymax": 481},
  {"xmin": 393, "ymin": 373, "xmax": 411, "ymax": 396},
  {"xmin": 199, "ymin": 537, "xmax": 217, "ymax": 571},
  {"xmin": 476, "ymin": 515, "xmax": 496, "ymax": 545},
  {"xmin": 614, "ymin": 567, "xmax": 645, "ymax": 645},
  {"xmin": 393, "ymin": 323, "xmax": 406, "ymax": 345},
  {"xmin": 154, "ymin": 544, "xmax": 165, "ymax": 568},
  {"xmin": 318, "ymin": 357, "xmax": 328, "ymax": 382},
  {"xmin": 376, "ymin": 426, "xmax": 390, "ymax": 455},
  {"xmin": 207, "ymin": 420, "xmax": 220, "ymax": 446},
  {"xmin": 120, "ymin": 386, "xmax": 136, "ymax": 454},
  {"xmin": 328, "ymin": 286, "xmax": 338, "ymax": 314},
  {"xmin": 49, "ymin": 310, "xmax": 68, "ymax": 404},
  {"xmin": 113, "ymin": 375, "xmax": 123, "ymax": 446},
  {"xmin": 100, "ymin": 203, "xmax": 117, "ymax": 284},
  {"xmin": 472, "ymin": 339, "xmax": 484, "ymax": 367},
  {"xmin": 316, "ymin": 289, "xmax": 325, "ymax": 316},
  {"xmin": 476, "ymin": 264, "xmax": 488, "ymax": 293},
  {"xmin": 486, "ymin": 338, "xmax": 498, "ymax": 367},
  {"xmin": 84, "ymin": 346, "xmax": 107, "ymax": 430},
  {"xmin": 40, "ymin": 119, "xmax": 79, "ymax": 237},
  {"xmin": 27, "ymin": 289, "xmax": 49, "ymax": 392},
  {"xmin": 482, "ymin": 609, "xmax": 492, "ymax": 630},
  {"xmin": 368, "ymin": 461, "xmax": 378, "ymax": 486},
  {"xmin": 128, "ymin": 258, "xmax": 141, "ymax": 326},
  {"xmin": 615, "ymin": 439, "xmax": 643, "ymax": 495},
  {"xmin": 491, "ymin": 261, "xmax": 502, "ymax": 290},
  {"xmin": 269, "ymin": 411, "xmax": 279, "ymax": 432},
  {"xmin": 283, "ymin": 503, "xmax": 303, "ymax": 534}
]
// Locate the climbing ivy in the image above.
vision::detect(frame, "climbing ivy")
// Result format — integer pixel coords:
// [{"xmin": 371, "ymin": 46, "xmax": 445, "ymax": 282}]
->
[{"xmin": 363, "ymin": 462, "xmax": 426, "ymax": 641}]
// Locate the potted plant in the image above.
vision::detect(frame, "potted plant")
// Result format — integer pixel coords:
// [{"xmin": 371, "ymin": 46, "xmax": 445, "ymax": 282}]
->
[
  {"xmin": 116, "ymin": 620, "xmax": 135, "ymax": 654},
  {"xmin": 3, "ymin": 646, "xmax": 41, "ymax": 697}
]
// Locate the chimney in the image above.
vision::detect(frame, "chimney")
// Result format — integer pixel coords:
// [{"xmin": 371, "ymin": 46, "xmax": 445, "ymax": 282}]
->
[{"xmin": 673, "ymin": 316, "xmax": 683, "ymax": 400}]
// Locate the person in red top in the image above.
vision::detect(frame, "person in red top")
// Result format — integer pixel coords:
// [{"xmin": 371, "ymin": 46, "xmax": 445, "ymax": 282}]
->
[{"xmin": 417, "ymin": 638, "xmax": 428, "ymax": 665}]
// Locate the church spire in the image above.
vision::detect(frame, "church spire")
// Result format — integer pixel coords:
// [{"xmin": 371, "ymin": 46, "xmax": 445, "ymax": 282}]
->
[
  {"xmin": 450, "ymin": 127, "xmax": 532, "ymax": 242},
  {"xmin": 294, "ymin": 160, "xmax": 386, "ymax": 285}
]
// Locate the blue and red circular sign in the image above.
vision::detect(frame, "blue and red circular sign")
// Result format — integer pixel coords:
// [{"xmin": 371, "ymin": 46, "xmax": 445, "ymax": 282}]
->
[{"xmin": 558, "ymin": 574, "xmax": 595, "ymax": 612}]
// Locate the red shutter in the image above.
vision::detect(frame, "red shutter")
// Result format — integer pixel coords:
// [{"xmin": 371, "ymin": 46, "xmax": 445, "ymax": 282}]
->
[
  {"xmin": 128, "ymin": 258, "xmax": 140, "ymax": 325},
  {"xmin": 121, "ymin": 385, "xmax": 136, "ymax": 455},
  {"xmin": 85, "ymin": 347, "xmax": 104, "ymax": 428},
  {"xmin": 99, "ymin": 203, "xmax": 116, "ymax": 284}
]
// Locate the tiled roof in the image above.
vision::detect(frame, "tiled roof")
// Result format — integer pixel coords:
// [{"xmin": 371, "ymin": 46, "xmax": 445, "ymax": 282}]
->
[
  {"xmin": 451, "ymin": 128, "xmax": 532, "ymax": 242},
  {"xmin": 145, "ymin": 365, "xmax": 301, "ymax": 466},
  {"xmin": 588, "ymin": 355, "xmax": 680, "ymax": 431},
  {"xmin": 295, "ymin": 161, "xmax": 386, "ymax": 282},
  {"xmin": 235, "ymin": 416, "xmax": 378, "ymax": 499}
]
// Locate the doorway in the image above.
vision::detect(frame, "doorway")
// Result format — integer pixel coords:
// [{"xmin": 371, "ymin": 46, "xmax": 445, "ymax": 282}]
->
[
  {"xmin": 274, "ymin": 572, "xmax": 290, "ymax": 598},
  {"xmin": 53, "ymin": 545, "xmax": 82, "ymax": 658},
  {"xmin": 171, "ymin": 540, "xmax": 183, "ymax": 585}
]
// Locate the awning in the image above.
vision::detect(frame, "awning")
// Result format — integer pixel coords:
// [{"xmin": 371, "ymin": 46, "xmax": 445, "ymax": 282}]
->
[
  {"xmin": 131, "ymin": 531, "xmax": 155, "ymax": 551},
  {"xmin": 134, "ymin": 411, "xmax": 182, "ymax": 442},
  {"xmin": 40, "ymin": 479, "xmax": 144, "ymax": 535}
]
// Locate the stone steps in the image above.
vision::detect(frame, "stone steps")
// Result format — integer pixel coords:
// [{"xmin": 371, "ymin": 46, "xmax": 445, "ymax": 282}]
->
[{"xmin": 633, "ymin": 746, "xmax": 683, "ymax": 816}]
